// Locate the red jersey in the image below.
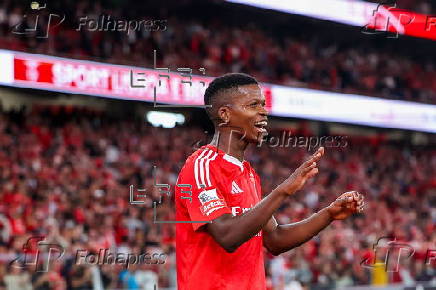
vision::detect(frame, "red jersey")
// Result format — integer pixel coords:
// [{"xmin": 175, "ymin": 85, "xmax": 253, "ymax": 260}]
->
[{"xmin": 176, "ymin": 144, "xmax": 266, "ymax": 290}]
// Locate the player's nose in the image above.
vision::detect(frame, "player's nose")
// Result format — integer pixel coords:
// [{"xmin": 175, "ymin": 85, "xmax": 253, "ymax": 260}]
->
[{"xmin": 259, "ymin": 106, "xmax": 268, "ymax": 116}]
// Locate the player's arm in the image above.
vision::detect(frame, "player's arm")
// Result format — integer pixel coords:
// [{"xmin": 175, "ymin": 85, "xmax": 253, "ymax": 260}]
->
[
  {"xmin": 262, "ymin": 191, "xmax": 364, "ymax": 256},
  {"xmin": 205, "ymin": 147, "xmax": 324, "ymax": 253}
]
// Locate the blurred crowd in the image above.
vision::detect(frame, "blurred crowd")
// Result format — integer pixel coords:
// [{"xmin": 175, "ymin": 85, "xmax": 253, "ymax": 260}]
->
[
  {"xmin": 0, "ymin": 0, "xmax": 435, "ymax": 104},
  {"xmin": 0, "ymin": 105, "xmax": 434, "ymax": 289}
]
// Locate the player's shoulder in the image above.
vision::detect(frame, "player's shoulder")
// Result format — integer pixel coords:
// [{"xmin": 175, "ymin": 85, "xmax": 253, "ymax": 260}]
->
[
  {"xmin": 176, "ymin": 145, "xmax": 223, "ymax": 189},
  {"xmin": 178, "ymin": 144, "xmax": 244, "ymax": 180},
  {"xmin": 184, "ymin": 145, "xmax": 221, "ymax": 167},
  {"xmin": 178, "ymin": 145, "xmax": 221, "ymax": 177}
]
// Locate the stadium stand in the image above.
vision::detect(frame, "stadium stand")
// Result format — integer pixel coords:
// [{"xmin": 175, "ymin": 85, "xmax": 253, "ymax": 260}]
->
[
  {"xmin": 0, "ymin": 105, "xmax": 434, "ymax": 289},
  {"xmin": 0, "ymin": 0, "xmax": 435, "ymax": 289}
]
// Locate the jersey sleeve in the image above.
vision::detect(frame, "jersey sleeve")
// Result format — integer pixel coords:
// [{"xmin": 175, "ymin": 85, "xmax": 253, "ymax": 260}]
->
[{"xmin": 182, "ymin": 152, "xmax": 232, "ymax": 231}]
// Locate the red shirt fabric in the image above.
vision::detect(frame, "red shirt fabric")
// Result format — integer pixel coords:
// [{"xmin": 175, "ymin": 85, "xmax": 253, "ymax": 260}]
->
[{"xmin": 176, "ymin": 144, "xmax": 266, "ymax": 290}]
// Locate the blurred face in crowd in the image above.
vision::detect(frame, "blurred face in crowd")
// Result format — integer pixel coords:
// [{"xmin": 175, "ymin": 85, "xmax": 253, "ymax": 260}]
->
[{"xmin": 218, "ymin": 84, "xmax": 268, "ymax": 144}]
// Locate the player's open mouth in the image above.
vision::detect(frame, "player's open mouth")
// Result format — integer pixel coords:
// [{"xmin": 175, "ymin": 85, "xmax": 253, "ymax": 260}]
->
[{"xmin": 254, "ymin": 121, "xmax": 268, "ymax": 133}]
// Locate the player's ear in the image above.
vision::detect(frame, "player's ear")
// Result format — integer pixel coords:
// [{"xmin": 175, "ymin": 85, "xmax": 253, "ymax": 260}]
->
[{"xmin": 218, "ymin": 106, "xmax": 231, "ymax": 126}]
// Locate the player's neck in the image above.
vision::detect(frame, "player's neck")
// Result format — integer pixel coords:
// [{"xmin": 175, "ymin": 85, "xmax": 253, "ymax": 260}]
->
[{"xmin": 209, "ymin": 131, "xmax": 248, "ymax": 162}]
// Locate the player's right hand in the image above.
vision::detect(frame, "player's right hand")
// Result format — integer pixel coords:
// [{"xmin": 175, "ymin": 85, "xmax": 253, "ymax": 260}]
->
[{"xmin": 276, "ymin": 147, "xmax": 324, "ymax": 195}]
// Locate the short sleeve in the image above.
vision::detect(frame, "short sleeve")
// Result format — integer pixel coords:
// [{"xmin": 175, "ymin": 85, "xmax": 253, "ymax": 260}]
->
[{"xmin": 182, "ymin": 154, "xmax": 232, "ymax": 231}]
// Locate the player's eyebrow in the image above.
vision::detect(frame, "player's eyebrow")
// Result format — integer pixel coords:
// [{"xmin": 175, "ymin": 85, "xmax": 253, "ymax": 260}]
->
[{"xmin": 244, "ymin": 97, "xmax": 265, "ymax": 104}]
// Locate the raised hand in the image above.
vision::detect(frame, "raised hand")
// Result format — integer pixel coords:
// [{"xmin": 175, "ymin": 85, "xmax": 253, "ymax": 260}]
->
[
  {"xmin": 276, "ymin": 147, "xmax": 325, "ymax": 195},
  {"xmin": 327, "ymin": 191, "xmax": 364, "ymax": 220}
]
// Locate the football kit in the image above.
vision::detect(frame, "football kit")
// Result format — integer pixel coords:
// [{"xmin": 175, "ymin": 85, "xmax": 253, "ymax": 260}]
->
[{"xmin": 176, "ymin": 144, "xmax": 266, "ymax": 290}]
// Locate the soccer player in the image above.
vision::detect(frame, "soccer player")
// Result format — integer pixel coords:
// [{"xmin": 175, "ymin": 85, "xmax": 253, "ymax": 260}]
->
[{"xmin": 175, "ymin": 73, "xmax": 364, "ymax": 290}]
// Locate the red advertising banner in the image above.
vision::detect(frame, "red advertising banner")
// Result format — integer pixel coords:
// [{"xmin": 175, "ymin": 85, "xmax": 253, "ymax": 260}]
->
[
  {"xmin": 365, "ymin": 5, "xmax": 436, "ymax": 40},
  {"xmin": 13, "ymin": 53, "xmax": 210, "ymax": 106},
  {"xmin": 1, "ymin": 50, "xmax": 434, "ymax": 133},
  {"xmin": 11, "ymin": 51, "xmax": 272, "ymax": 108}
]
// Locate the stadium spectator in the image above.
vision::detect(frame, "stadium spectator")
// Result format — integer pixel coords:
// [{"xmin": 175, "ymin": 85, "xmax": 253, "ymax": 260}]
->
[{"xmin": 0, "ymin": 105, "xmax": 434, "ymax": 288}]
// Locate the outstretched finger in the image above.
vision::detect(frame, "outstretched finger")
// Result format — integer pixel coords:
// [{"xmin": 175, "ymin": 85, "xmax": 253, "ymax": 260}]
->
[
  {"xmin": 305, "ymin": 167, "xmax": 319, "ymax": 179},
  {"xmin": 310, "ymin": 147, "xmax": 324, "ymax": 162},
  {"xmin": 302, "ymin": 147, "xmax": 325, "ymax": 167},
  {"xmin": 302, "ymin": 161, "xmax": 317, "ymax": 174},
  {"xmin": 317, "ymin": 146, "xmax": 325, "ymax": 156}
]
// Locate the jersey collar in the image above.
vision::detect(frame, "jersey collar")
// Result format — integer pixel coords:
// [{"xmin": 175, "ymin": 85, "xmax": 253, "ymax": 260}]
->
[
  {"xmin": 223, "ymin": 154, "xmax": 244, "ymax": 172},
  {"xmin": 205, "ymin": 144, "xmax": 245, "ymax": 172}
]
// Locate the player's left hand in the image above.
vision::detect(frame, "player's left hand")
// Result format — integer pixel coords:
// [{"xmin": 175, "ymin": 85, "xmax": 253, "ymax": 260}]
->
[{"xmin": 326, "ymin": 191, "xmax": 364, "ymax": 220}]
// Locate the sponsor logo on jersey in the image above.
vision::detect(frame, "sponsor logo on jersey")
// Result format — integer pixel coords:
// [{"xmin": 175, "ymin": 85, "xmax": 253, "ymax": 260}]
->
[
  {"xmin": 231, "ymin": 205, "xmax": 262, "ymax": 237},
  {"xmin": 198, "ymin": 188, "xmax": 219, "ymax": 205},
  {"xmin": 231, "ymin": 206, "xmax": 252, "ymax": 216},
  {"xmin": 201, "ymin": 199, "xmax": 226, "ymax": 216}
]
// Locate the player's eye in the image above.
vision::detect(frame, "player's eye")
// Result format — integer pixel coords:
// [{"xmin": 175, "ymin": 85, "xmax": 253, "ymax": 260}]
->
[
  {"xmin": 252, "ymin": 102, "xmax": 267, "ymax": 109},
  {"xmin": 247, "ymin": 102, "xmax": 260, "ymax": 108}
]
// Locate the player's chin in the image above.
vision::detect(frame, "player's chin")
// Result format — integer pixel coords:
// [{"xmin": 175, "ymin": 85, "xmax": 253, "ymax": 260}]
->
[{"xmin": 248, "ymin": 130, "xmax": 268, "ymax": 144}]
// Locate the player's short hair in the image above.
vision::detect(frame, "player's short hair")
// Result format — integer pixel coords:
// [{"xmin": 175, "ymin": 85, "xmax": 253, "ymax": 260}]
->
[{"xmin": 204, "ymin": 73, "xmax": 258, "ymax": 122}]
